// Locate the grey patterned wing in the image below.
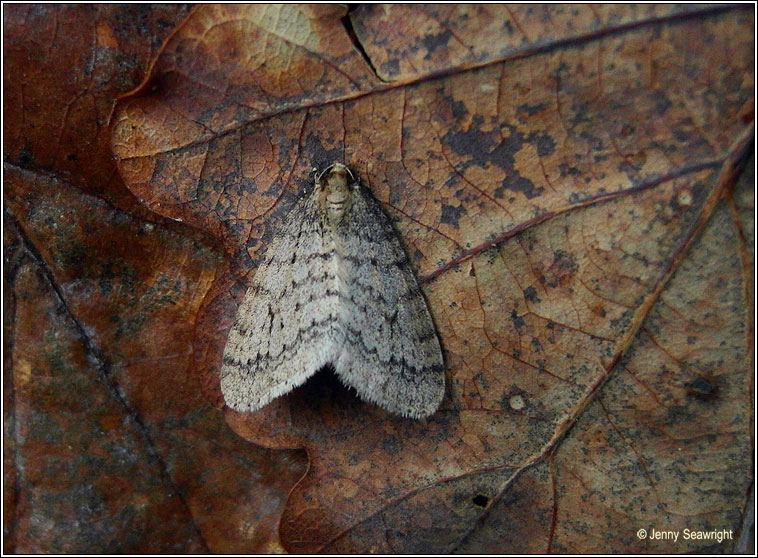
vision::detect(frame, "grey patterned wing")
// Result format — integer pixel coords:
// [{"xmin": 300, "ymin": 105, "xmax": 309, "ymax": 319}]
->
[
  {"xmin": 220, "ymin": 194, "xmax": 342, "ymax": 412},
  {"xmin": 333, "ymin": 185, "xmax": 445, "ymax": 418}
]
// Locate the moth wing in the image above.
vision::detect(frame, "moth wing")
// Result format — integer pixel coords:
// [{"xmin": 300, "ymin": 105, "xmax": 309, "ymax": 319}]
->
[
  {"xmin": 334, "ymin": 185, "xmax": 445, "ymax": 418},
  {"xmin": 220, "ymin": 194, "xmax": 340, "ymax": 411}
]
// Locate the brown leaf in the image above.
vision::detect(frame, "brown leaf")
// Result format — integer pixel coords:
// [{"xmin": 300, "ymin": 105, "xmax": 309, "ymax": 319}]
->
[
  {"xmin": 5, "ymin": 211, "xmax": 208, "ymax": 554},
  {"xmin": 350, "ymin": 4, "xmax": 720, "ymax": 82},
  {"xmin": 111, "ymin": 4, "xmax": 754, "ymax": 554},
  {"xmin": 4, "ymin": 5, "xmax": 305, "ymax": 554},
  {"xmin": 4, "ymin": 5, "xmax": 187, "ymax": 213}
]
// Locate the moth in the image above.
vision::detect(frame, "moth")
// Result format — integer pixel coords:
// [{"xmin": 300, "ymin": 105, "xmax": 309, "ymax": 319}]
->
[{"xmin": 220, "ymin": 163, "xmax": 444, "ymax": 418}]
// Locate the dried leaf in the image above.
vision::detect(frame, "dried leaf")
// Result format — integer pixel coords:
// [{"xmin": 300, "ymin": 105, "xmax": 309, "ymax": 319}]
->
[
  {"xmin": 5, "ymin": 211, "xmax": 208, "ymax": 554},
  {"xmin": 4, "ymin": 5, "xmax": 305, "ymax": 553},
  {"xmin": 111, "ymin": 4, "xmax": 754, "ymax": 554}
]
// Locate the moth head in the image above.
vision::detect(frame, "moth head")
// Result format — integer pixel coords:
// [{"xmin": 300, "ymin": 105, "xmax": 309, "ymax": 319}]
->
[{"xmin": 316, "ymin": 162, "xmax": 355, "ymax": 224}]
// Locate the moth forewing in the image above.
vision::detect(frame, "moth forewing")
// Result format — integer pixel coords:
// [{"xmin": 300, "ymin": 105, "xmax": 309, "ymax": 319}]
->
[{"xmin": 221, "ymin": 163, "xmax": 445, "ymax": 418}]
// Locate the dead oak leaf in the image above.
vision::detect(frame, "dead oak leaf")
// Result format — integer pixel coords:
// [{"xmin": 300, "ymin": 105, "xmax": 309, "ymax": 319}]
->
[
  {"xmin": 111, "ymin": 4, "xmax": 754, "ymax": 553},
  {"xmin": 5, "ymin": 5, "xmax": 306, "ymax": 553},
  {"xmin": 5, "ymin": 165, "xmax": 306, "ymax": 553}
]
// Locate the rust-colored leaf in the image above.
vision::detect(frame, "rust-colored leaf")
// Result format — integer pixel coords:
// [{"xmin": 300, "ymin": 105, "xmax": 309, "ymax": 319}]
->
[
  {"xmin": 4, "ymin": 5, "xmax": 189, "ymax": 213},
  {"xmin": 110, "ymin": 4, "xmax": 753, "ymax": 554},
  {"xmin": 5, "ymin": 211, "xmax": 208, "ymax": 554},
  {"xmin": 4, "ymin": 5, "xmax": 305, "ymax": 554},
  {"xmin": 350, "ymin": 4, "xmax": 718, "ymax": 82}
]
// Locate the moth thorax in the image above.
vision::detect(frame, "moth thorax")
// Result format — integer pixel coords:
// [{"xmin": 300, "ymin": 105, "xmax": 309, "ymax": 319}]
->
[{"xmin": 319, "ymin": 165, "xmax": 353, "ymax": 225}]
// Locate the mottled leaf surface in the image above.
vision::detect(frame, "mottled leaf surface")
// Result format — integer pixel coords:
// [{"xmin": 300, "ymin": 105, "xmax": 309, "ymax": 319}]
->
[
  {"xmin": 112, "ymin": 4, "xmax": 753, "ymax": 554},
  {"xmin": 4, "ymin": 5, "xmax": 305, "ymax": 554}
]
